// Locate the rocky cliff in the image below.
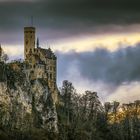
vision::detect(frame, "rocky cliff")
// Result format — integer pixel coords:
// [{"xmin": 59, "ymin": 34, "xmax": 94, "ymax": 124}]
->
[{"xmin": 0, "ymin": 62, "xmax": 58, "ymax": 140}]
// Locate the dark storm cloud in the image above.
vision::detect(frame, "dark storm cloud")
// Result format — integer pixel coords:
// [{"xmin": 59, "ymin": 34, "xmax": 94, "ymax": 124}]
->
[
  {"xmin": 56, "ymin": 43, "xmax": 140, "ymax": 86},
  {"xmin": 1, "ymin": 0, "xmax": 140, "ymax": 43}
]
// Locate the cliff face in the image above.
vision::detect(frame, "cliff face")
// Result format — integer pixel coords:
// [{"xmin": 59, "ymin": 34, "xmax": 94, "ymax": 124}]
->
[{"xmin": 0, "ymin": 62, "xmax": 58, "ymax": 139}]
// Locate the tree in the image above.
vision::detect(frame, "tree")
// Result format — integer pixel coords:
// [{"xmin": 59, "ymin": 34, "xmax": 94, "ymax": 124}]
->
[
  {"xmin": 61, "ymin": 80, "xmax": 75, "ymax": 125},
  {"xmin": 0, "ymin": 45, "xmax": 9, "ymax": 63}
]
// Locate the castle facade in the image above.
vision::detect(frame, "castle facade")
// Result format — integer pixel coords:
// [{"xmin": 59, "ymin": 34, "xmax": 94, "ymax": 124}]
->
[{"xmin": 24, "ymin": 26, "xmax": 57, "ymax": 90}]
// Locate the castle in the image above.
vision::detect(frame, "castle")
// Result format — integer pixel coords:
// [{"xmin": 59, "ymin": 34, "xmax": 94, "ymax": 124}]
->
[
  {"xmin": 24, "ymin": 26, "xmax": 57, "ymax": 91},
  {"xmin": 0, "ymin": 26, "xmax": 58, "ymax": 103}
]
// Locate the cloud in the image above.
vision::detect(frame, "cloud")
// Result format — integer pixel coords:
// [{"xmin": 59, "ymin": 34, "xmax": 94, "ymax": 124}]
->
[
  {"xmin": 56, "ymin": 43, "xmax": 140, "ymax": 103},
  {"xmin": 107, "ymin": 82, "xmax": 140, "ymax": 103},
  {"xmin": 2, "ymin": 45, "xmax": 23, "ymax": 59},
  {"xmin": 52, "ymin": 32, "xmax": 140, "ymax": 53},
  {"xmin": 1, "ymin": 0, "xmax": 140, "ymax": 44},
  {"xmin": 57, "ymin": 43, "xmax": 140, "ymax": 86}
]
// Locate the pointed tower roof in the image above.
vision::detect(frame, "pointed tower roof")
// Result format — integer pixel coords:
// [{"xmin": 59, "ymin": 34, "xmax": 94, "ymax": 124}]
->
[{"xmin": 37, "ymin": 37, "xmax": 39, "ymax": 48}]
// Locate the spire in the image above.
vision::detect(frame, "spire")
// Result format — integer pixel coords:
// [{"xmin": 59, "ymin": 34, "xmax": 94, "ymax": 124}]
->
[
  {"xmin": 0, "ymin": 44, "xmax": 2, "ymax": 57},
  {"xmin": 37, "ymin": 37, "xmax": 39, "ymax": 48}
]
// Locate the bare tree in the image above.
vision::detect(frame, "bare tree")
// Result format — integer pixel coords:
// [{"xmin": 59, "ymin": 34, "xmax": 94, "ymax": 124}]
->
[{"xmin": 0, "ymin": 45, "xmax": 9, "ymax": 63}]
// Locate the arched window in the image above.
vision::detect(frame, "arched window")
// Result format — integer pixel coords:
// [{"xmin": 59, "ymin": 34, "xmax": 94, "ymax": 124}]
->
[
  {"xmin": 29, "ymin": 49, "xmax": 32, "ymax": 54},
  {"xmin": 50, "ymin": 73, "xmax": 52, "ymax": 79}
]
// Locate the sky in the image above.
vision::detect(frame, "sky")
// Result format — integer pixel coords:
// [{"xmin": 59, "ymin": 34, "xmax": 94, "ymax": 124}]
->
[{"xmin": 1, "ymin": 0, "xmax": 140, "ymax": 103}]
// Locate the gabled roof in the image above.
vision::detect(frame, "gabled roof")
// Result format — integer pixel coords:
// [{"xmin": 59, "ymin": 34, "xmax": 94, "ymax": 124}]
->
[{"xmin": 37, "ymin": 47, "xmax": 56, "ymax": 60}]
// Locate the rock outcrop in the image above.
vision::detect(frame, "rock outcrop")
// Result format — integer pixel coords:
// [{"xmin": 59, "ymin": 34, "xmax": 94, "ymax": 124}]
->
[{"xmin": 0, "ymin": 62, "xmax": 58, "ymax": 140}]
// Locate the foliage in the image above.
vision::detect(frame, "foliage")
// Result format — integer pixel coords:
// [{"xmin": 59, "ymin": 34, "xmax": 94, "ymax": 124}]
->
[
  {"xmin": 57, "ymin": 80, "xmax": 104, "ymax": 140},
  {"xmin": 57, "ymin": 80, "xmax": 140, "ymax": 140}
]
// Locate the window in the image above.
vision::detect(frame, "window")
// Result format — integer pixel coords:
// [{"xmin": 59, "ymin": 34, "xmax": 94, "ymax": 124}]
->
[
  {"xmin": 26, "ymin": 40, "xmax": 28, "ymax": 45},
  {"xmin": 50, "ymin": 73, "xmax": 52, "ymax": 79}
]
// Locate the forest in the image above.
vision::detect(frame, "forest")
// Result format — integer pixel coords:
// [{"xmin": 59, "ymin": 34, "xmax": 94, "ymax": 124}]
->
[{"xmin": 57, "ymin": 80, "xmax": 140, "ymax": 140}]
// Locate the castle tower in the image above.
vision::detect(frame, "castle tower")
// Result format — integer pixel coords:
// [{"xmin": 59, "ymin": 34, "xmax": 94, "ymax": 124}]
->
[{"xmin": 24, "ymin": 27, "xmax": 36, "ymax": 60}]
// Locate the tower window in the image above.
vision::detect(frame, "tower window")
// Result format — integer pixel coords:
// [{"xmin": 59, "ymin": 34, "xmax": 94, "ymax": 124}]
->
[
  {"xmin": 26, "ymin": 40, "xmax": 28, "ymax": 45},
  {"xmin": 50, "ymin": 73, "xmax": 52, "ymax": 79},
  {"xmin": 29, "ymin": 49, "xmax": 32, "ymax": 54}
]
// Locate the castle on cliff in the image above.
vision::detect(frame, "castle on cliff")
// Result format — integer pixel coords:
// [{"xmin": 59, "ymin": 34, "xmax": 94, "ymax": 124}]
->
[
  {"xmin": 24, "ymin": 26, "xmax": 57, "ymax": 91},
  {"xmin": 0, "ymin": 26, "xmax": 57, "ymax": 96}
]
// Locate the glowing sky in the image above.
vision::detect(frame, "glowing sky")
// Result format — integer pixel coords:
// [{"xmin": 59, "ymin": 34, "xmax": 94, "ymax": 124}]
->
[
  {"xmin": 1, "ymin": 0, "xmax": 140, "ymax": 103},
  {"xmin": 3, "ymin": 32, "xmax": 140, "ymax": 57}
]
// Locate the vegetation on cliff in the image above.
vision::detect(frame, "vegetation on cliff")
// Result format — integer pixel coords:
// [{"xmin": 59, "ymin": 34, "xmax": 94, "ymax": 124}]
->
[{"xmin": 0, "ymin": 59, "xmax": 58, "ymax": 140}]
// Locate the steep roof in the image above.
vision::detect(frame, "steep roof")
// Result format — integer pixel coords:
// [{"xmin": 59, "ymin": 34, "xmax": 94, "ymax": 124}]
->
[{"xmin": 38, "ymin": 47, "xmax": 56, "ymax": 60}]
